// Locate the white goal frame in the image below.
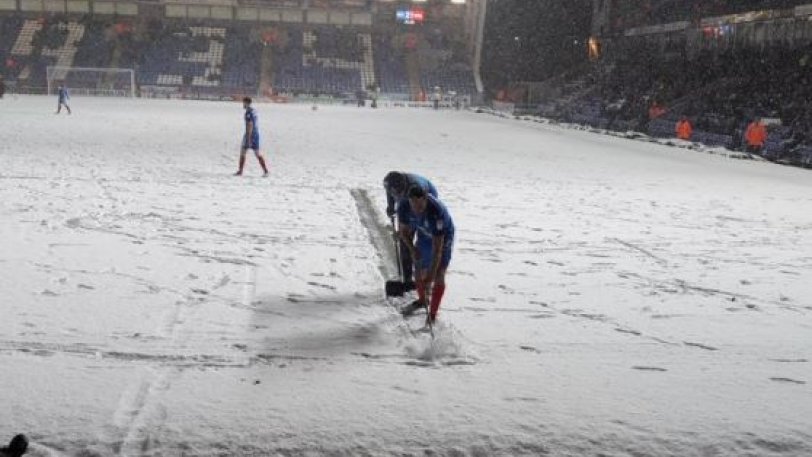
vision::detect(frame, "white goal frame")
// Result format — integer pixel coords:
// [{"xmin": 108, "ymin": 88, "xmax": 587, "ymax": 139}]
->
[{"xmin": 47, "ymin": 66, "xmax": 136, "ymax": 98}]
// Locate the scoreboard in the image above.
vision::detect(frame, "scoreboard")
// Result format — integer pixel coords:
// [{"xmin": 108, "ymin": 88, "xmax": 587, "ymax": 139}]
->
[{"xmin": 396, "ymin": 7, "xmax": 426, "ymax": 25}]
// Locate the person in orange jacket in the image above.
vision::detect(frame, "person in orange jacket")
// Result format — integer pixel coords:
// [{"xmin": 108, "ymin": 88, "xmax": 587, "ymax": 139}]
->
[
  {"xmin": 745, "ymin": 118, "xmax": 768, "ymax": 155},
  {"xmin": 675, "ymin": 116, "xmax": 693, "ymax": 141}
]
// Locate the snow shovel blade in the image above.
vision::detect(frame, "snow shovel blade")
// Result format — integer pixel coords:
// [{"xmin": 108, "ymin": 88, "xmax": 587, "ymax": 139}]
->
[{"xmin": 385, "ymin": 279, "xmax": 405, "ymax": 297}]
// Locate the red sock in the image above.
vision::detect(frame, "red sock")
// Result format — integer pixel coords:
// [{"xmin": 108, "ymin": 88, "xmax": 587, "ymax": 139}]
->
[
  {"xmin": 416, "ymin": 279, "xmax": 425, "ymax": 303},
  {"xmin": 429, "ymin": 284, "xmax": 445, "ymax": 321}
]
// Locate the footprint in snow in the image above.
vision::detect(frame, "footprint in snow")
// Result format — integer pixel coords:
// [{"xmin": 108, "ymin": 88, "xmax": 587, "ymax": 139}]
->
[
  {"xmin": 632, "ymin": 366, "xmax": 667, "ymax": 372},
  {"xmin": 683, "ymin": 341, "xmax": 718, "ymax": 351},
  {"xmin": 770, "ymin": 377, "xmax": 806, "ymax": 385},
  {"xmin": 214, "ymin": 275, "xmax": 231, "ymax": 289},
  {"xmin": 307, "ymin": 281, "xmax": 336, "ymax": 291}
]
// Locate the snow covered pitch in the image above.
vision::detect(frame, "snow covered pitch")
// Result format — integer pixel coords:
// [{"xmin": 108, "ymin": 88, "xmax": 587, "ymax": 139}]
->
[{"xmin": 1, "ymin": 96, "xmax": 810, "ymax": 456}]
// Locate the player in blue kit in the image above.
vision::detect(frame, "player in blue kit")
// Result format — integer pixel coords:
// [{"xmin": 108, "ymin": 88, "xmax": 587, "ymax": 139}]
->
[
  {"xmin": 235, "ymin": 97, "xmax": 269, "ymax": 177},
  {"xmin": 400, "ymin": 185, "xmax": 454, "ymax": 324},
  {"xmin": 383, "ymin": 171, "xmax": 438, "ymax": 293},
  {"xmin": 56, "ymin": 84, "xmax": 71, "ymax": 114}
]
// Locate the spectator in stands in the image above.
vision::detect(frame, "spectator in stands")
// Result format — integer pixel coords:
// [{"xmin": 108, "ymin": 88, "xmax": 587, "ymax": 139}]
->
[
  {"xmin": 648, "ymin": 100, "xmax": 666, "ymax": 121},
  {"xmin": 356, "ymin": 88, "xmax": 366, "ymax": 107},
  {"xmin": 0, "ymin": 434, "xmax": 28, "ymax": 457},
  {"xmin": 432, "ymin": 86, "xmax": 441, "ymax": 110},
  {"xmin": 730, "ymin": 119, "xmax": 747, "ymax": 151},
  {"xmin": 604, "ymin": 98, "xmax": 627, "ymax": 131},
  {"xmin": 676, "ymin": 116, "xmax": 693, "ymax": 141},
  {"xmin": 745, "ymin": 117, "xmax": 768, "ymax": 155},
  {"xmin": 370, "ymin": 84, "xmax": 379, "ymax": 109}
]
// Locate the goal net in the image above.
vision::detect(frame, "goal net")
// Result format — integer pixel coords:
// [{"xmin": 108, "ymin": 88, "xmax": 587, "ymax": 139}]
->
[{"xmin": 47, "ymin": 66, "xmax": 136, "ymax": 98}]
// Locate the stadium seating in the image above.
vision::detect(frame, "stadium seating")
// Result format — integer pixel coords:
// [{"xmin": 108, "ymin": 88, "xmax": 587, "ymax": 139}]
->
[
  {"xmin": 1, "ymin": 13, "xmax": 478, "ymax": 100},
  {"xmin": 615, "ymin": 0, "xmax": 811, "ymax": 29},
  {"xmin": 372, "ymin": 34, "xmax": 410, "ymax": 94},
  {"xmin": 415, "ymin": 30, "xmax": 477, "ymax": 97},
  {"xmin": 271, "ymin": 26, "xmax": 369, "ymax": 95},
  {"xmin": 419, "ymin": 65, "xmax": 477, "ymax": 97},
  {"xmin": 526, "ymin": 37, "xmax": 812, "ymax": 164},
  {"xmin": 0, "ymin": 16, "xmax": 119, "ymax": 90},
  {"xmin": 0, "ymin": 16, "xmax": 23, "ymax": 79},
  {"xmin": 136, "ymin": 25, "xmax": 261, "ymax": 94}
]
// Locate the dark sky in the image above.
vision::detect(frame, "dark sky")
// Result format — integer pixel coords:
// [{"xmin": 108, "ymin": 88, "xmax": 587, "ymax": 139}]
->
[{"xmin": 481, "ymin": 0, "xmax": 593, "ymax": 92}]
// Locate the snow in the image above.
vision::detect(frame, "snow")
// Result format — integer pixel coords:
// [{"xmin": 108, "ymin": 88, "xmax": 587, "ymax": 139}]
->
[{"xmin": 1, "ymin": 95, "xmax": 811, "ymax": 456}]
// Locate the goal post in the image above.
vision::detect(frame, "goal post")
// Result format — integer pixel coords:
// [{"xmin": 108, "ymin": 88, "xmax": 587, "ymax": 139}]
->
[{"xmin": 46, "ymin": 66, "xmax": 136, "ymax": 98}]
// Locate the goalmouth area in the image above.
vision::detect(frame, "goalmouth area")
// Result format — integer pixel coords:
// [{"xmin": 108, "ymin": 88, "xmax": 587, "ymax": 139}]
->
[{"xmin": 46, "ymin": 66, "xmax": 137, "ymax": 98}]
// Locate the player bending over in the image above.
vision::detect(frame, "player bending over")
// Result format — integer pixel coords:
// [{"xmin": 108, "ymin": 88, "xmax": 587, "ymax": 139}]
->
[
  {"xmin": 383, "ymin": 171, "xmax": 438, "ymax": 293},
  {"xmin": 235, "ymin": 97, "xmax": 269, "ymax": 177},
  {"xmin": 400, "ymin": 185, "xmax": 454, "ymax": 325}
]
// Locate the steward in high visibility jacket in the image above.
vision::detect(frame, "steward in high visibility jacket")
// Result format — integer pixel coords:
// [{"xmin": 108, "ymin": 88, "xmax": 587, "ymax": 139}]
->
[
  {"xmin": 745, "ymin": 118, "xmax": 768, "ymax": 154},
  {"xmin": 675, "ymin": 117, "xmax": 693, "ymax": 140}
]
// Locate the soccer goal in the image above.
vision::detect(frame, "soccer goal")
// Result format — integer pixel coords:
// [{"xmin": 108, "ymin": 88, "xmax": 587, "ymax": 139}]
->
[{"xmin": 46, "ymin": 66, "xmax": 136, "ymax": 98}]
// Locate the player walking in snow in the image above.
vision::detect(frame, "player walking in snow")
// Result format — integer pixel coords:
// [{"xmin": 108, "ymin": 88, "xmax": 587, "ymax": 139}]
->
[
  {"xmin": 56, "ymin": 84, "xmax": 71, "ymax": 114},
  {"xmin": 235, "ymin": 97, "xmax": 269, "ymax": 177},
  {"xmin": 400, "ymin": 185, "xmax": 454, "ymax": 325},
  {"xmin": 384, "ymin": 171, "xmax": 438, "ymax": 293}
]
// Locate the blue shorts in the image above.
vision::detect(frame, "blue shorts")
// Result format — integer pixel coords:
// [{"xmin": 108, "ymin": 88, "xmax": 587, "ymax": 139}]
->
[
  {"xmin": 242, "ymin": 134, "xmax": 260, "ymax": 151},
  {"xmin": 416, "ymin": 235, "xmax": 453, "ymax": 271}
]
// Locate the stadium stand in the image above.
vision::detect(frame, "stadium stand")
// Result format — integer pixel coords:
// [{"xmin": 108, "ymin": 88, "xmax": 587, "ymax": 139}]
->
[
  {"xmin": 611, "ymin": 0, "xmax": 812, "ymax": 30},
  {"xmin": 372, "ymin": 32, "xmax": 410, "ymax": 94},
  {"xmin": 271, "ymin": 25, "xmax": 370, "ymax": 95},
  {"xmin": 506, "ymin": 1, "xmax": 812, "ymax": 167},
  {"xmin": 0, "ymin": 0, "xmax": 485, "ymax": 105},
  {"xmin": 415, "ymin": 28, "xmax": 476, "ymax": 96},
  {"xmin": 136, "ymin": 23, "xmax": 261, "ymax": 96}
]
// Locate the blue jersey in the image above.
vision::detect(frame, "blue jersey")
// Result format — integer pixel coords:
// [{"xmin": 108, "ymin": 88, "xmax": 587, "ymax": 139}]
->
[
  {"xmin": 393, "ymin": 173, "xmax": 438, "ymax": 224},
  {"xmin": 58, "ymin": 87, "xmax": 69, "ymax": 102},
  {"xmin": 245, "ymin": 107, "xmax": 259, "ymax": 137},
  {"xmin": 408, "ymin": 174, "xmax": 437, "ymax": 197},
  {"xmin": 409, "ymin": 195, "xmax": 454, "ymax": 243}
]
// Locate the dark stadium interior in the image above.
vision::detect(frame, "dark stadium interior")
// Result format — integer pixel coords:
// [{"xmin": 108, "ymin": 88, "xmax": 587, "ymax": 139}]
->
[{"xmin": 1, "ymin": 0, "xmax": 810, "ymax": 166}]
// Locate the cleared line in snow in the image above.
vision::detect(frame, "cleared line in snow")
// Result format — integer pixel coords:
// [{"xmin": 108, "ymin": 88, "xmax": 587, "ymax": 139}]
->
[{"xmin": 349, "ymin": 188, "xmax": 397, "ymax": 280}]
